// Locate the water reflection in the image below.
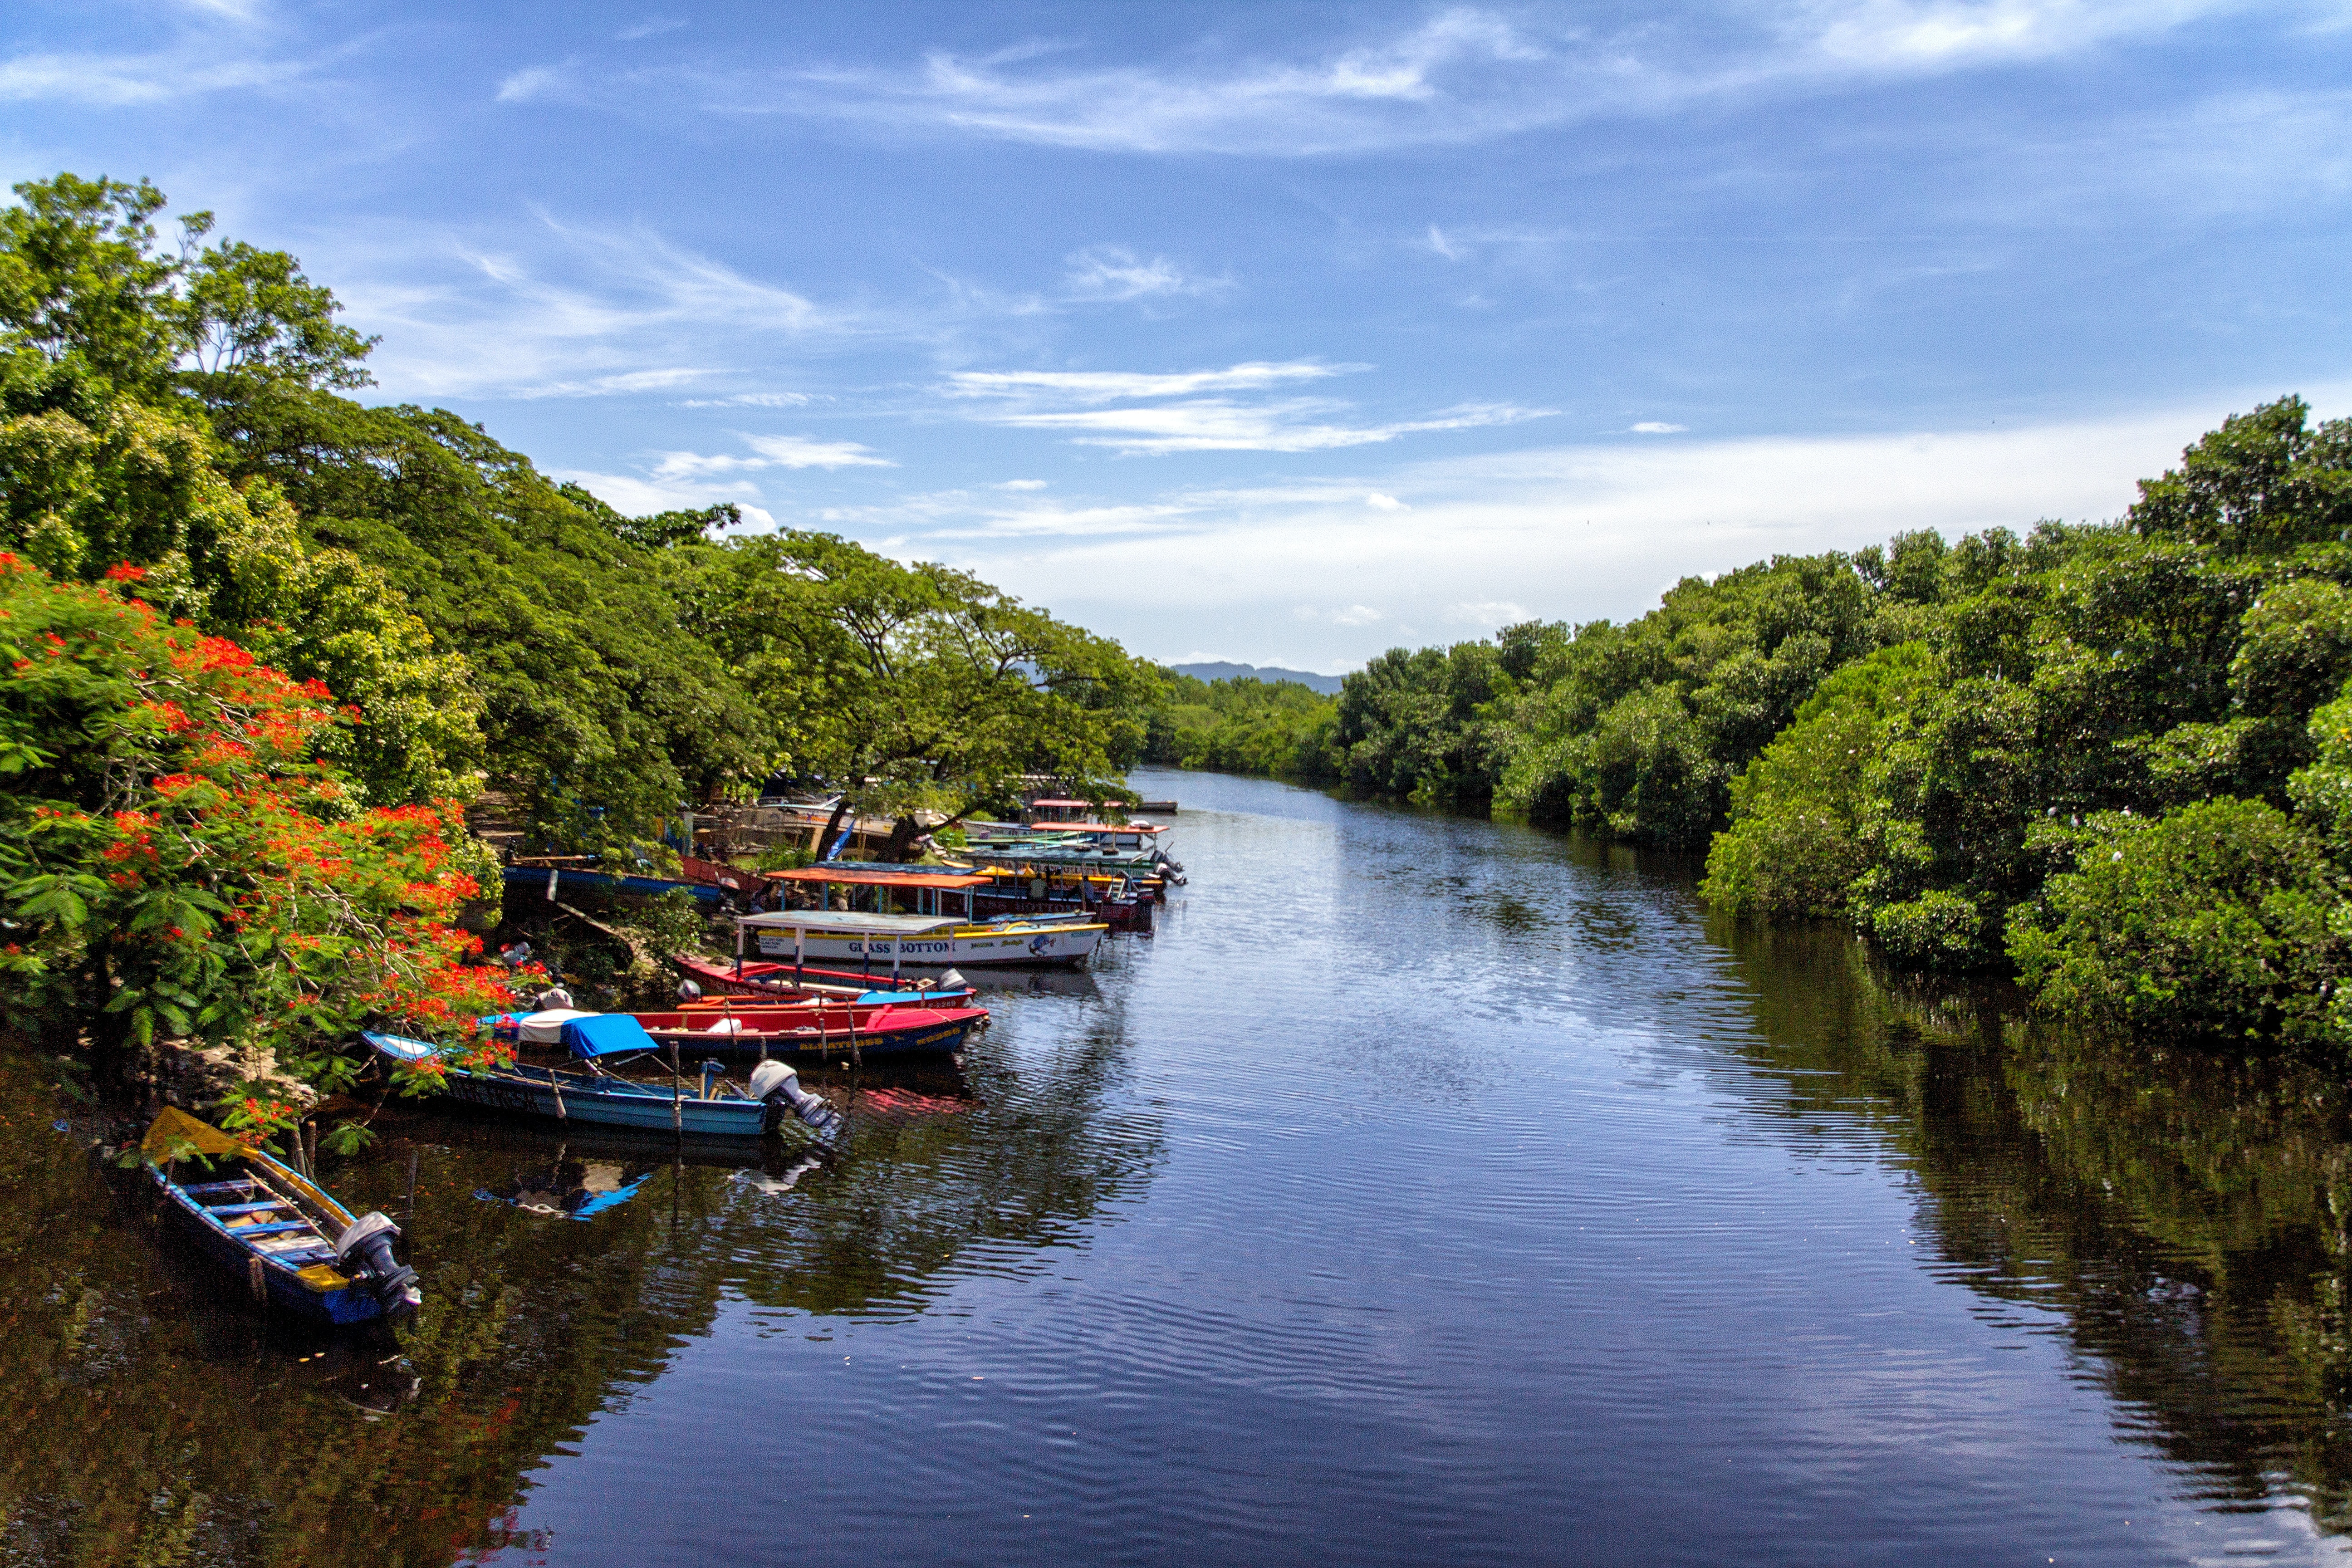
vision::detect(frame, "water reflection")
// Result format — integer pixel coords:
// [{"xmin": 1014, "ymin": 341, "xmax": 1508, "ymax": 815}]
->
[
  {"xmin": 0, "ymin": 975, "xmax": 1162, "ymax": 1565},
  {"xmin": 1708, "ymin": 916, "xmax": 2352, "ymax": 1535}
]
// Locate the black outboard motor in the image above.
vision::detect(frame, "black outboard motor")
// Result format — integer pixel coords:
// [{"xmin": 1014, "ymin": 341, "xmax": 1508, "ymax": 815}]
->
[
  {"xmin": 333, "ymin": 1212, "xmax": 422, "ymax": 1317},
  {"xmin": 750, "ymin": 1059, "xmax": 841, "ymax": 1138}
]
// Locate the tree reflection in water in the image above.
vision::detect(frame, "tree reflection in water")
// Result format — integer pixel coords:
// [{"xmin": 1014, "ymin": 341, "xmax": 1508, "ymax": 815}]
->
[
  {"xmin": 0, "ymin": 1010, "xmax": 1161, "ymax": 1566},
  {"xmin": 1709, "ymin": 916, "xmax": 2352, "ymax": 1534}
]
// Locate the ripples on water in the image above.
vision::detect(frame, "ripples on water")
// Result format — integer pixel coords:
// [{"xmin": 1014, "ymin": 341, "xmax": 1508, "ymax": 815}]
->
[{"xmin": 9, "ymin": 769, "xmax": 2352, "ymax": 1564}]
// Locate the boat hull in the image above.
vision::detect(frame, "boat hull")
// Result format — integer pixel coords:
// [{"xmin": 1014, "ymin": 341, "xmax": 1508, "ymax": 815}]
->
[
  {"xmin": 749, "ymin": 923, "xmax": 1105, "ymax": 969},
  {"xmin": 641, "ymin": 1010, "xmax": 984, "ymax": 1059},
  {"xmin": 151, "ymin": 1162, "xmax": 387, "ymax": 1326},
  {"xmin": 366, "ymin": 1034, "xmax": 789, "ymax": 1138},
  {"xmin": 670, "ymin": 953, "xmax": 975, "ymax": 1006}
]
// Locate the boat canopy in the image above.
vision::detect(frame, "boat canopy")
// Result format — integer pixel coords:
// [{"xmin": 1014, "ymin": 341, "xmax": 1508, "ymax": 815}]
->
[
  {"xmin": 737, "ymin": 910, "xmax": 964, "ymax": 935},
  {"xmin": 765, "ymin": 867, "xmax": 991, "ymax": 890},
  {"xmin": 560, "ymin": 1014, "xmax": 661, "ymax": 1059},
  {"xmin": 495, "ymin": 1007, "xmax": 596, "ymax": 1044},
  {"xmin": 142, "ymin": 1107, "xmax": 246, "ymax": 1163}
]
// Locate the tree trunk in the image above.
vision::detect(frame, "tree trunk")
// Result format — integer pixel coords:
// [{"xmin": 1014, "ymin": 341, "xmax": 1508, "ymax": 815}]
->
[
  {"xmin": 814, "ymin": 797, "xmax": 854, "ymax": 862},
  {"xmin": 880, "ymin": 815, "xmax": 924, "ymax": 862}
]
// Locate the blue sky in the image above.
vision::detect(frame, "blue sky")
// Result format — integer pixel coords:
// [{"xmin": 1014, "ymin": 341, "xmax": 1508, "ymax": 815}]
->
[{"xmin": 5, "ymin": 2, "xmax": 2349, "ymax": 672}]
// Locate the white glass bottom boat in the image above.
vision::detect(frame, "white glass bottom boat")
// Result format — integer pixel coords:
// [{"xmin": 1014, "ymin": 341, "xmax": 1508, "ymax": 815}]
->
[{"xmin": 736, "ymin": 908, "xmax": 1106, "ymax": 970}]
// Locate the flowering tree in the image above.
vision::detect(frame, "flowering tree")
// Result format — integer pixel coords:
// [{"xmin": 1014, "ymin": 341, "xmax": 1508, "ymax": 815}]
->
[{"xmin": 1, "ymin": 555, "xmax": 517, "ymax": 1149}]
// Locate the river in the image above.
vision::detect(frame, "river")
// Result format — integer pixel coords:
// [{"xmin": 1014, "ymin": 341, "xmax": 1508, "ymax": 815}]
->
[{"xmin": 8, "ymin": 767, "xmax": 2352, "ymax": 1565}]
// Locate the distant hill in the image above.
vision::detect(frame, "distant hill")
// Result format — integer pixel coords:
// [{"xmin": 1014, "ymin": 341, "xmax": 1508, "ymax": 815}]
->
[{"xmin": 1167, "ymin": 661, "xmax": 1345, "ymax": 696}]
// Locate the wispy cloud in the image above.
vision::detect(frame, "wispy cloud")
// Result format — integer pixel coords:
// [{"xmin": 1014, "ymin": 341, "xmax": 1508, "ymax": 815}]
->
[
  {"xmin": 1062, "ymin": 245, "xmax": 1230, "ymax": 302},
  {"xmin": 942, "ymin": 358, "xmax": 1548, "ymax": 453},
  {"xmin": 0, "ymin": 49, "xmax": 300, "ymax": 104},
  {"xmin": 651, "ymin": 433, "xmax": 892, "ymax": 479},
  {"xmin": 496, "ymin": 63, "xmax": 573, "ymax": 103},
  {"xmin": 349, "ymin": 211, "xmax": 834, "ymax": 400},
  {"xmin": 680, "ymin": 3, "xmax": 2255, "ymax": 158},
  {"xmin": 718, "ymin": 8, "xmax": 1570, "ymax": 155},
  {"xmin": 982, "ymin": 397, "xmax": 1552, "ymax": 455},
  {"xmin": 677, "ymin": 390, "xmax": 814, "ymax": 407},
  {"xmin": 618, "ymin": 16, "xmax": 687, "ymax": 42},
  {"xmin": 945, "ymin": 361, "xmax": 1346, "ymax": 401},
  {"xmin": 1797, "ymin": 0, "xmax": 2230, "ymax": 69},
  {"xmin": 1629, "ymin": 421, "xmax": 1687, "ymax": 433}
]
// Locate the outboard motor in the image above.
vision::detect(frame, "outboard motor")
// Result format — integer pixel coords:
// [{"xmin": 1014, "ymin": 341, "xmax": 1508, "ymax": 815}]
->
[
  {"xmin": 333, "ymin": 1212, "xmax": 422, "ymax": 1317},
  {"xmin": 750, "ymin": 1059, "xmax": 841, "ymax": 1137},
  {"xmin": 677, "ymin": 978, "xmax": 703, "ymax": 1004},
  {"xmin": 938, "ymin": 969, "xmax": 968, "ymax": 991}
]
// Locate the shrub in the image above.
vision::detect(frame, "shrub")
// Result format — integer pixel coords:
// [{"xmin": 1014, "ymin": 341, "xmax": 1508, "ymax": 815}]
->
[{"xmin": 2005, "ymin": 798, "xmax": 2350, "ymax": 1046}]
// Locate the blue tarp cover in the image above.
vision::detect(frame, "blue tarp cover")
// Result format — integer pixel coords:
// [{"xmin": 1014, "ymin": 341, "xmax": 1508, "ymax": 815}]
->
[{"xmin": 562, "ymin": 1014, "xmax": 659, "ymax": 1059}]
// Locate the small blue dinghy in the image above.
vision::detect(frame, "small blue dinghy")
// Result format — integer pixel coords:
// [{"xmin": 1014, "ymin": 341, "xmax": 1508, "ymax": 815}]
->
[
  {"xmin": 364, "ymin": 1022, "xmax": 840, "ymax": 1142},
  {"xmin": 142, "ymin": 1108, "xmax": 421, "ymax": 1326}
]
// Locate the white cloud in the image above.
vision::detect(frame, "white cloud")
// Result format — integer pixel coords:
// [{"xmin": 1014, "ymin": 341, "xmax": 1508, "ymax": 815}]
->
[
  {"xmin": 943, "ymin": 359, "xmax": 1549, "ymax": 454},
  {"xmin": 945, "ymin": 361, "xmax": 1346, "ymax": 402},
  {"xmin": 677, "ymin": 390, "xmax": 813, "ymax": 407},
  {"xmin": 348, "ymin": 213, "xmax": 833, "ymax": 401},
  {"xmin": 1332, "ymin": 605, "xmax": 1384, "ymax": 626},
  {"xmin": 1062, "ymin": 245, "xmax": 1229, "ymax": 302},
  {"xmin": 1799, "ymin": 0, "xmax": 2230, "ymax": 69},
  {"xmin": 1366, "ymin": 492, "xmax": 1409, "ymax": 510},
  {"xmin": 496, "ymin": 64, "xmax": 571, "ymax": 103},
  {"xmin": 648, "ymin": 434, "xmax": 892, "ymax": 480},
  {"xmin": 618, "ymin": 16, "xmax": 687, "ymax": 41},
  {"xmin": 1629, "ymin": 421, "xmax": 1688, "ymax": 434},
  {"xmin": 981, "ymin": 397, "xmax": 1552, "ymax": 455},
  {"xmin": 690, "ymin": 2, "xmax": 2247, "ymax": 159},
  {"xmin": 555, "ymin": 468, "xmax": 777, "ymax": 529},
  {"xmin": 0, "ymin": 49, "xmax": 298, "ymax": 104},
  {"xmin": 744, "ymin": 433, "xmax": 893, "ymax": 468},
  {"xmin": 722, "ymin": 9, "xmax": 1569, "ymax": 155},
  {"xmin": 997, "ymin": 479, "xmax": 1049, "ymax": 490},
  {"xmin": 1450, "ymin": 599, "xmax": 1529, "ymax": 626},
  {"xmin": 845, "ymin": 389, "xmax": 2352, "ymax": 670}
]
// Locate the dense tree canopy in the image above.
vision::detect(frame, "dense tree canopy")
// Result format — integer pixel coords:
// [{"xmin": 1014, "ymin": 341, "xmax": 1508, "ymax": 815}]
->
[{"xmin": 0, "ymin": 171, "xmax": 1155, "ymax": 858}]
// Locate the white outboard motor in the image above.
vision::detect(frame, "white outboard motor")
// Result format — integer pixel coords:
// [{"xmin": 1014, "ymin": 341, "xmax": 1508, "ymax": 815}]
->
[
  {"xmin": 937, "ymin": 969, "xmax": 968, "ymax": 991},
  {"xmin": 333, "ymin": 1212, "xmax": 422, "ymax": 1317},
  {"xmin": 676, "ymin": 978, "xmax": 703, "ymax": 1004},
  {"xmin": 750, "ymin": 1059, "xmax": 840, "ymax": 1137}
]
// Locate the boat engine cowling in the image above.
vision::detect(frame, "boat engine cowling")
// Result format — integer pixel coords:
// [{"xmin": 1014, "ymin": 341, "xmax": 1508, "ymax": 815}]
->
[
  {"xmin": 750, "ymin": 1059, "xmax": 840, "ymax": 1136},
  {"xmin": 333, "ymin": 1211, "xmax": 422, "ymax": 1316}
]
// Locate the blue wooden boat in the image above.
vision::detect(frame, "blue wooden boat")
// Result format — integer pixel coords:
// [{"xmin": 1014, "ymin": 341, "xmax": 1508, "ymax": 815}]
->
[
  {"xmin": 141, "ymin": 1108, "xmax": 421, "ymax": 1326},
  {"xmin": 365, "ymin": 1017, "xmax": 840, "ymax": 1140}
]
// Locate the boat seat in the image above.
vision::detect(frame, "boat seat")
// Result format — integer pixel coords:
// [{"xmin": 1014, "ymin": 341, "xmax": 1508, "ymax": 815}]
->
[
  {"xmin": 183, "ymin": 1180, "xmax": 257, "ymax": 1196},
  {"xmin": 222, "ymin": 1220, "xmax": 314, "ymax": 1236},
  {"xmin": 204, "ymin": 1201, "xmax": 290, "ymax": 1215}
]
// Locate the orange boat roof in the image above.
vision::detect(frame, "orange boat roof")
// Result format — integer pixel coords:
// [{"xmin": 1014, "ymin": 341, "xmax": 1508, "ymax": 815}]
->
[{"xmin": 765, "ymin": 867, "xmax": 992, "ymax": 890}]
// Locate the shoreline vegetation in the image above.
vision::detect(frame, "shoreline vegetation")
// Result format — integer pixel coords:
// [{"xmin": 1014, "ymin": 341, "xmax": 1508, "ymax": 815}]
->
[
  {"xmin": 5, "ymin": 161, "xmax": 2351, "ymax": 1140},
  {"xmin": 0, "ymin": 173, "xmax": 1154, "ymax": 1149},
  {"xmin": 1144, "ymin": 402, "xmax": 2352, "ymax": 1052}
]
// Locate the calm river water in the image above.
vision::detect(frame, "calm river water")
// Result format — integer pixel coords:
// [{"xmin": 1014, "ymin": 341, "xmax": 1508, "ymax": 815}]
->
[{"xmin": 10, "ymin": 767, "xmax": 2352, "ymax": 1565}]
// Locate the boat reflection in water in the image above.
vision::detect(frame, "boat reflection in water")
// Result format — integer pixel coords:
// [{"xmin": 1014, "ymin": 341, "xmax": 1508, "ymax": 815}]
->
[{"xmin": 475, "ymin": 1152, "xmax": 655, "ymax": 1220}]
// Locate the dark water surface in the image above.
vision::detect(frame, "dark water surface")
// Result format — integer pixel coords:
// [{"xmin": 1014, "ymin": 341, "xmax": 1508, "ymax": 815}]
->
[{"xmin": 11, "ymin": 769, "xmax": 2352, "ymax": 1565}]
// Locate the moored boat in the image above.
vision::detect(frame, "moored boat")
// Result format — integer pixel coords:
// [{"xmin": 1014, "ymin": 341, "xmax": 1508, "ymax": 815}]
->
[
  {"xmin": 669, "ymin": 951, "xmax": 976, "ymax": 1006},
  {"xmin": 746, "ymin": 868, "xmax": 1109, "ymax": 970},
  {"xmin": 627, "ymin": 1002, "xmax": 989, "ymax": 1059},
  {"xmin": 369, "ymin": 1018, "xmax": 841, "ymax": 1138},
  {"xmin": 140, "ymin": 1108, "xmax": 421, "ymax": 1326}
]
